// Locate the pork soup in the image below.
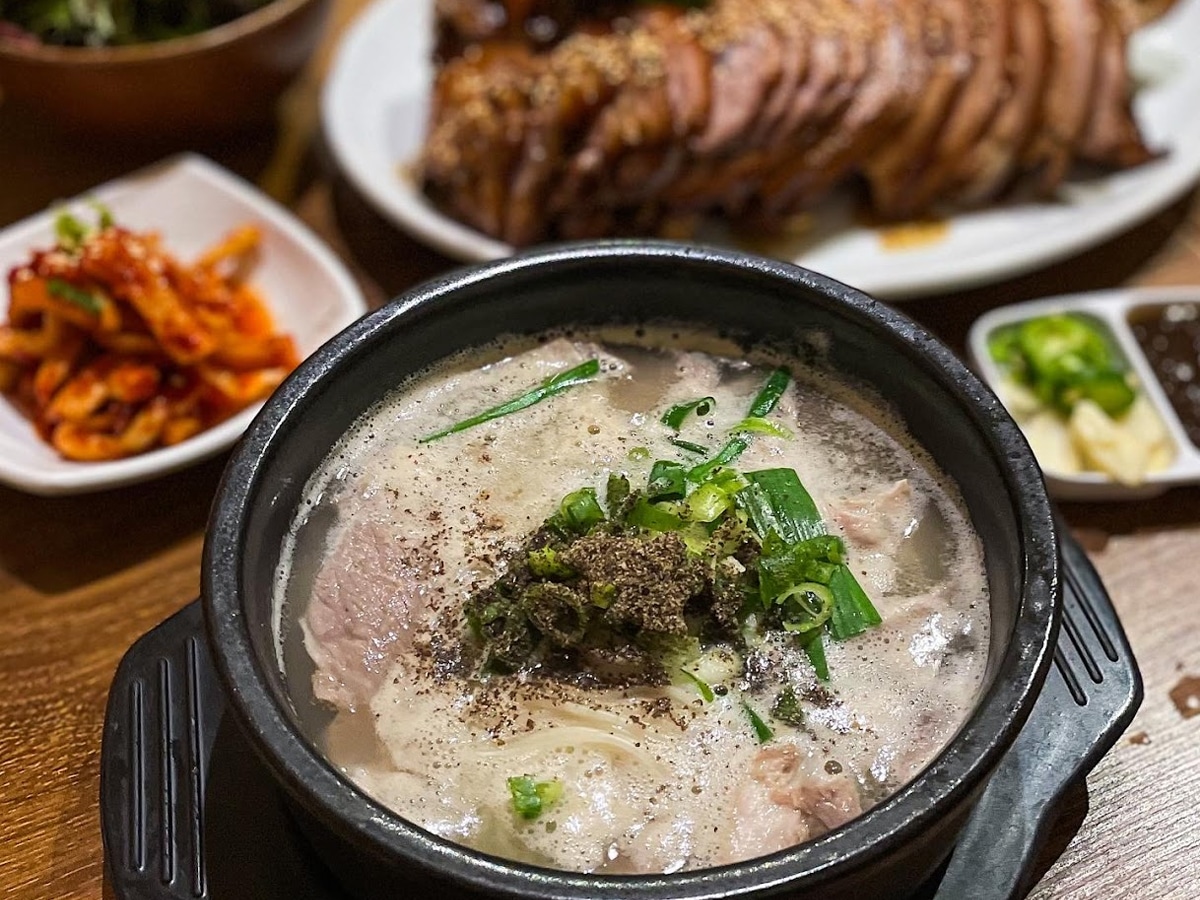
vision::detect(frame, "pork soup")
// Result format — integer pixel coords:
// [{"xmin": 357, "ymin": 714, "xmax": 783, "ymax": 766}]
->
[{"xmin": 273, "ymin": 329, "xmax": 990, "ymax": 874}]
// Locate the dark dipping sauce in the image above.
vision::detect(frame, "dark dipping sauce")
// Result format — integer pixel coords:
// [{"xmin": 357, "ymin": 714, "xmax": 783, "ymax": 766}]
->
[{"xmin": 1129, "ymin": 302, "xmax": 1200, "ymax": 450}]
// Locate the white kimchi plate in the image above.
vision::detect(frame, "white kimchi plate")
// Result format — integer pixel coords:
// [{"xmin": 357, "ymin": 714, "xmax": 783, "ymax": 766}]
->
[
  {"xmin": 322, "ymin": 0, "xmax": 1200, "ymax": 300},
  {"xmin": 0, "ymin": 154, "xmax": 367, "ymax": 496}
]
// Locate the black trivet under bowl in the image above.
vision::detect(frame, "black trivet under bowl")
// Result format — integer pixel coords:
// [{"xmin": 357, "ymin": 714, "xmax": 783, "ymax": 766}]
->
[{"xmin": 100, "ymin": 531, "xmax": 1141, "ymax": 900}]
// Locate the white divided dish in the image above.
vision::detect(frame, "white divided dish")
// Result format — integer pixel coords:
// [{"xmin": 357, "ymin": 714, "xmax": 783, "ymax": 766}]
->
[
  {"xmin": 0, "ymin": 154, "xmax": 368, "ymax": 496},
  {"xmin": 968, "ymin": 287, "xmax": 1200, "ymax": 501}
]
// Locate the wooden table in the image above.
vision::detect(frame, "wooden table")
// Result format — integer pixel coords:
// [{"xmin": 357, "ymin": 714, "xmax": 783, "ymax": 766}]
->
[{"xmin": 2, "ymin": 3, "xmax": 1199, "ymax": 896}]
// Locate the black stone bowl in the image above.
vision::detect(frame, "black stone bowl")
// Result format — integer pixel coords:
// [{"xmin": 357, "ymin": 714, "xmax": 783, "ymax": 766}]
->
[{"xmin": 202, "ymin": 242, "xmax": 1059, "ymax": 900}]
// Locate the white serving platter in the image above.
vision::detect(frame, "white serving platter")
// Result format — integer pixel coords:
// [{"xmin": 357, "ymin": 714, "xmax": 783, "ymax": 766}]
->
[{"xmin": 322, "ymin": 0, "xmax": 1200, "ymax": 300}]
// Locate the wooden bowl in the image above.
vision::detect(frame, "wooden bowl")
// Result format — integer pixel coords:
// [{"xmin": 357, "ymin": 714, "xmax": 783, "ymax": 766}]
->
[{"xmin": 0, "ymin": 0, "xmax": 332, "ymax": 139}]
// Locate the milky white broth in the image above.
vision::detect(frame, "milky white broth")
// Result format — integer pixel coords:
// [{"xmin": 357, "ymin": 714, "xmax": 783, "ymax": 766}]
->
[{"xmin": 273, "ymin": 327, "xmax": 990, "ymax": 874}]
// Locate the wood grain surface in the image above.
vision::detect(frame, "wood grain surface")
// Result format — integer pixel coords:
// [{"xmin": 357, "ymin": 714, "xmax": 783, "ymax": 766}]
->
[{"xmin": 1, "ymin": 2, "xmax": 1199, "ymax": 896}]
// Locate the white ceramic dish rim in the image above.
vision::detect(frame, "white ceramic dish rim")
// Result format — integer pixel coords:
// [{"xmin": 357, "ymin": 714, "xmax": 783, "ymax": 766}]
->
[
  {"xmin": 321, "ymin": 0, "xmax": 1200, "ymax": 300},
  {"xmin": 0, "ymin": 153, "xmax": 367, "ymax": 496},
  {"xmin": 968, "ymin": 286, "xmax": 1200, "ymax": 501}
]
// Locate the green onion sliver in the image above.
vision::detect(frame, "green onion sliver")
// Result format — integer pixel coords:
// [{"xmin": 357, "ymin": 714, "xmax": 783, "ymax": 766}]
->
[
  {"xmin": 46, "ymin": 279, "xmax": 103, "ymax": 314},
  {"xmin": 53, "ymin": 210, "xmax": 90, "ymax": 252},
  {"xmin": 827, "ymin": 565, "xmax": 882, "ymax": 640},
  {"xmin": 420, "ymin": 358, "xmax": 601, "ymax": 442},
  {"xmin": 684, "ymin": 481, "xmax": 738, "ymax": 523},
  {"xmin": 626, "ymin": 497, "xmax": 684, "ymax": 532},
  {"xmin": 778, "ymin": 582, "xmax": 835, "ymax": 633},
  {"xmin": 747, "ymin": 367, "xmax": 791, "ymax": 418},
  {"xmin": 728, "ymin": 417, "xmax": 793, "ymax": 440},
  {"xmin": 661, "ymin": 396, "xmax": 715, "ymax": 430},
  {"xmin": 91, "ymin": 200, "xmax": 115, "ymax": 230},
  {"xmin": 559, "ymin": 488, "xmax": 605, "ymax": 533},
  {"xmin": 687, "ymin": 437, "xmax": 749, "ymax": 483},
  {"xmin": 507, "ymin": 776, "xmax": 563, "ymax": 820},
  {"xmin": 648, "ymin": 460, "xmax": 688, "ymax": 500},
  {"xmin": 679, "ymin": 668, "xmax": 715, "ymax": 702},
  {"xmin": 771, "ymin": 686, "xmax": 805, "ymax": 727},
  {"xmin": 739, "ymin": 469, "xmax": 824, "ymax": 544},
  {"xmin": 743, "ymin": 702, "xmax": 774, "ymax": 743},
  {"xmin": 669, "ymin": 437, "xmax": 710, "ymax": 456},
  {"xmin": 800, "ymin": 631, "xmax": 830, "ymax": 682}
]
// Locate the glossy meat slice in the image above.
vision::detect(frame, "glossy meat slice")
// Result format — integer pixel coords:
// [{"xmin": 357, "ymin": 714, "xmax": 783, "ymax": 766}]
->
[
  {"xmin": 419, "ymin": 0, "xmax": 1163, "ymax": 244},
  {"xmin": 1024, "ymin": 0, "xmax": 1103, "ymax": 192},
  {"xmin": 862, "ymin": 0, "xmax": 969, "ymax": 217},
  {"xmin": 678, "ymin": 0, "xmax": 854, "ymax": 218},
  {"xmin": 890, "ymin": 0, "xmax": 1011, "ymax": 218},
  {"xmin": 504, "ymin": 33, "xmax": 629, "ymax": 244},
  {"xmin": 421, "ymin": 44, "xmax": 542, "ymax": 238},
  {"xmin": 952, "ymin": 0, "xmax": 1049, "ymax": 204},
  {"xmin": 760, "ymin": 0, "xmax": 919, "ymax": 217},
  {"xmin": 547, "ymin": 10, "xmax": 698, "ymax": 226},
  {"xmin": 1077, "ymin": 0, "xmax": 1156, "ymax": 168}
]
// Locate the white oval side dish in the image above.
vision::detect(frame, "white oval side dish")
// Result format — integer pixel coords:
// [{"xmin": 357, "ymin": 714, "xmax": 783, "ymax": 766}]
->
[{"xmin": 0, "ymin": 154, "xmax": 368, "ymax": 496}]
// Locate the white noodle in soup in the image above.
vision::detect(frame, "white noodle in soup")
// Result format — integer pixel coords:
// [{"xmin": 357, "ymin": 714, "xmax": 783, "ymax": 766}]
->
[{"xmin": 273, "ymin": 327, "xmax": 990, "ymax": 874}]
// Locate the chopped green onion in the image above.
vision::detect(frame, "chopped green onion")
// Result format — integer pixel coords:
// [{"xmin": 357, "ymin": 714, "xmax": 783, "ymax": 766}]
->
[
  {"xmin": 757, "ymin": 534, "xmax": 844, "ymax": 604},
  {"xmin": 747, "ymin": 367, "xmax": 791, "ymax": 418},
  {"xmin": 627, "ymin": 446, "xmax": 651, "ymax": 461},
  {"xmin": 738, "ymin": 469, "xmax": 824, "ymax": 544},
  {"xmin": 800, "ymin": 631, "xmax": 830, "ymax": 682},
  {"xmin": 685, "ymin": 481, "xmax": 737, "ymax": 523},
  {"xmin": 743, "ymin": 702, "xmax": 774, "ymax": 743},
  {"xmin": 605, "ymin": 473, "xmax": 630, "ymax": 514},
  {"xmin": 90, "ymin": 200, "xmax": 115, "ymax": 230},
  {"xmin": 54, "ymin": 210, "xmax": 90, "ymax": 252},
  {"xmin": 771, "ymin": 686, "xmax": 805, "ymax": 727},
  {"xmin": 827, "ymin": 565, "xmax": 882, "ymax": 640},
  {"xmin": 739, "ymin": 468, "xmax": 879, "ymax": 647},
  {"xmin": 648, "ymin": 460, "xmax": 688, "ymax": 500},
  {"xmin": 559, "ymin": 488, "xmax": 606, "ymax": 534},
  {"xmin": 777, "ymin": 582, "xmax": 835, "ymax": 633},
  {"xmin": 527, "ymin": 547, "xmax": 576, "ymax": 579},
  {"xmin": 687, "ymin": 437, "xmax": 749, "ymax": 483},
  {"xmin": 679, "ymin": 523, "xmax": 713, "ymax": 555},
  {"xmin": 420, "ymin": 358, "xmax": 601, "ymax": 442},
  {"xmin": 46, "ymin": 279, "xmax": 102, "ymax": 314},
  {"xmin": 679, "ymin": 668, "xmax": 715, "ymax": 702},
  {"xmin": 507, "ymin": 776, "xmax": 563, "ymax": 820},
  {"xmin": 706, "ymin": 467, "xmax": 750, "ymax": 493},
  {"xmin": 626, "ymin": 497, "xmax": 684, "ymax": 532},
  {"xmin": 729, "ymin": 417, "xmax": 793, "ymax": 440},
  {"xmin": 674, "ymin": 368, "xmax": 791, "ymax": 483},
  {"xmin": 522, "ymin": 583, "xmax": 590, "ymax": 647},
  {"xmin": 590, "ymin": 583, "xmax": 615, "ymax": 608},
  {"xmin": 466, "ymin": 597, "xmax": 536, "ymax": 672},
  {"xmin": 661, "ymin": 396, "xmax": 715, "ymax": 430},
  {"xmin": 669, "ymin": 437, "xmax": 710, "ymax": 455}
]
